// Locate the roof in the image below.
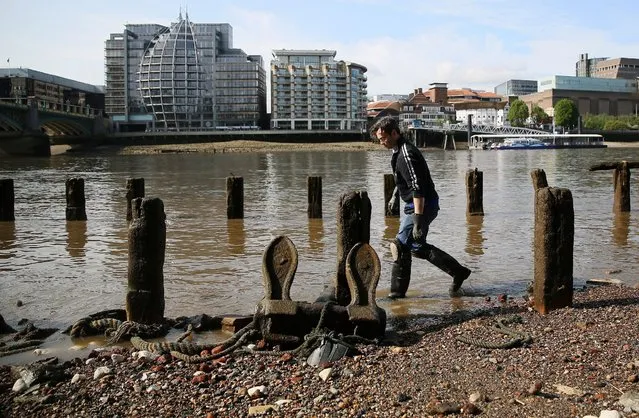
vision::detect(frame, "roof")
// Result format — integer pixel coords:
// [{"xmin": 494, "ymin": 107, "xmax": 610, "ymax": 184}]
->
[{"xmin": 0, "ymin": 68, "xmax": 103, "ymax": 94}]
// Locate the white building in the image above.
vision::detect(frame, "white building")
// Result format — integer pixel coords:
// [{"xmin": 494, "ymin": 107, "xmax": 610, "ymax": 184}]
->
[
  {"xmin": 455, "ymin": 102, "xmax": 509, "ymax": 127},
  {"xmin": 270, "ymin": 49, "xmax": 368, "ymax": 130}
]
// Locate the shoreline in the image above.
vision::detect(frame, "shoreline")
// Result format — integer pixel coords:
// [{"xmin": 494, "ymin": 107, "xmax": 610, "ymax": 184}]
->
[
  {"xmin": 50, "ymin": 139, "xmax": 639, "ymax": 156},
  {"xmin": 2, "ymin": 284, "xmax": 639, "ymax": 417}
]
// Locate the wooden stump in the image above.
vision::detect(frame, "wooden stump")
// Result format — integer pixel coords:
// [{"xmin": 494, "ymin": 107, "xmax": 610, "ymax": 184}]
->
[
  {"xmin": 126, "ymin": 178, "xmax": 145, "ymax": 221},
  {"xmin": 613, "ymin": 161, "xmax": 630, "ymax": 213},
  {"xmin": 226, "ymin": 176, "xmax": 244, "ymax": 219},
  {"xmin": 307, "ymin": 176, "xmax": 322, "ymax": 219},
  {"xmin": 334, "ymin": 191, "xmax": 372, "ymax": 305},
  {"xmin": 65, "ymin": 178, "xmax": 87, "ymax": 221},
  {"xmin": 0, "ymin": 179, "xmax": 15, "ymax": 222},
  {"xmin": 533, "ymin": 187, "xmax": 574, "ymax": 314},
  {"xmin": 126, "ymin": 197, "xmax": 166, "ymax": 324},
  {"xmin": 384, "ymin": 174, "xmax": 399, "ymax": 217},
  {"xmin": 530, "ymin": 169, "xmax": 548, "ymax": 191},
  {"xmin": 465, "ymin": 168, "xmax": 484, "ymax": 216}
]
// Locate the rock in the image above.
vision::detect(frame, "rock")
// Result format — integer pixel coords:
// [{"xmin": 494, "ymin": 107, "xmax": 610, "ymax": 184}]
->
[
  {"xmin": 319, "ymin": 368, "xmax": 332, "ymax": 382},
  {"xmin": 528, "ymin": 381, "xmax": 543, "ymax": 395},
  {"xmin": 70, "ymin": 374, "xmax": 84, "ymax": 384},
  {"xmin": 247, "ymin": 385, "xmax": 267, "ymax": 398},
  {"xmin": 554, "ymin": 384, "xmax": 584, "ymax": 397},
  {"xmin": 248, "ymin": 405, "xmax": 277, "ymax": 415},
  {"xmin": 617, "ymin": 391, "xmax": 639, "ymax": 412},
  {"xmin": 111, "ymin": 354, "xmax": 125, "ymax": 363},
  {"xmin": 93, "ymin": 366, "xmax": 111, "ymax": 380},
  {"xmin": 599, "ymin": 410, "xmax": 622, "ymax": 418},
  {"xmin": 12, "ymin": 378, "xmax": 27, "ymax": 393},
  {"xmin": 469, "ymin": 392, "xmax": 484, "ymax": 403}
]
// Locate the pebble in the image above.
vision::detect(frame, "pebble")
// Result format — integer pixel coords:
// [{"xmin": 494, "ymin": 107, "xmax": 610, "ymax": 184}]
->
[
  {"xmin": 94, "ymin": 366, "xmax": 111, "ymax": 380},
  {"xmin": 319, "ymin": 368, "xmax": 332, "ymax": 382}
]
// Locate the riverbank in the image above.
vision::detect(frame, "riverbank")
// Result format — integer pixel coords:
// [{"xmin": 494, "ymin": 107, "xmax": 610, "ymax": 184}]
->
[
  {"xmin": 50, "ymin": 139, "xmax": 639, "ymax": 156},
  {"xmin": 2, "ymin": 284, "xmax": 639, "ymax": 417}
]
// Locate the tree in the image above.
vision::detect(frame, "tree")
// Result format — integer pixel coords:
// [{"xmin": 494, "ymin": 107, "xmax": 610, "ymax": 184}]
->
[
  {"xmin": 507, "ymin": 99, "xmax": 529, "ymax": 127},
  {"xmin": 554, "ymin": 99, "xmax": 579, "ymax": 131},
  {"xmin": 530, "ymin": 105, "xmax": 550, "ymax": 127}
]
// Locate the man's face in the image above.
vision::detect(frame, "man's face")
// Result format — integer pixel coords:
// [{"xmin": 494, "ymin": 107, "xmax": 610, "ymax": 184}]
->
[{"xmin": 376, "ymin": 128, "xmax": 398, "ymax": 149}]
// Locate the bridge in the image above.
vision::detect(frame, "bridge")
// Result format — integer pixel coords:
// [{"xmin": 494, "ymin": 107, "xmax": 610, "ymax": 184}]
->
[
  {"xmin": 0, "ymin": 98, "xmax": 107, "ymax": 156},
  {"xmin": 407, "ymin": 121, "xmax": 548, "ymax": 148}
]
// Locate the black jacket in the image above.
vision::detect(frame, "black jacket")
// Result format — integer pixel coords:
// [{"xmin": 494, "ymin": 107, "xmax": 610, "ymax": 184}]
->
[{"xmin": 391, "ymin": 136, "xmax": 438, "ymax": 203}]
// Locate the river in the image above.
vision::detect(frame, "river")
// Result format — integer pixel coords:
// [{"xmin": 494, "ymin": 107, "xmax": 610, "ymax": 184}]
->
[{"xmin": 1, "ymin": 147, "xmax": 638, "ymax": 332}]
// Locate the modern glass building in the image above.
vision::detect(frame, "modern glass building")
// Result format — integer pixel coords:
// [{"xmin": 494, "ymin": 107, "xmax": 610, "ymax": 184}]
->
[
  {"xmin": 270, "ymin": 49, "xmax": 368, "ymax": 131},
  {"xmin": 494, "ymin": 79, "xmax": 538, "ymax": 97},
  {"xmin": 105, "ymin": 12, "xmax": 266, "ymax": 132}
]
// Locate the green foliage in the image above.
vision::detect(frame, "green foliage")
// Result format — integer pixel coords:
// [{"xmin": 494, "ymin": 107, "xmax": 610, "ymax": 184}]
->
[
  {"xmin": 554, "ymin": 99, "xmax": 579, "ymax": 129},
  {"xmin": 507, "ymin": 99, "xmax": 529, "ymax": 127},
  {"xmin": 530, "ymin": 105, "xmax": 550, "ymax": 126},
  {"xmin": 583, "ymin": 113, "xmax": 639, "ymax": 130}
]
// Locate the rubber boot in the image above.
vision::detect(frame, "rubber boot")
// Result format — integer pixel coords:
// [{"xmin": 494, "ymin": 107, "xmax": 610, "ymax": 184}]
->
[
  {"xmin": 416, "ymin": 244, "xmax": 470, "ymax": 296},
  {"xmin": 389, "ymin": 240, "xmax": 412, "ymax": 299}
]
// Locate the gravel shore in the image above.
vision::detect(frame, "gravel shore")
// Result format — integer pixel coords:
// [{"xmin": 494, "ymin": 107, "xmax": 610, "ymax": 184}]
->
[{"xmin": 2, "ymin": 284, "xmax": 639, "ymax": 417}]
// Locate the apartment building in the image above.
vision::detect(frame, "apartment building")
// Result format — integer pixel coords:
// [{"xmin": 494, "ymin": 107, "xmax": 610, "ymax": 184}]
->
[
  {"xmin": 270, "ymin": 49, "xmax": 368, "ymax": 131},
  {"xmin": 105, "ymin": 12, "xmax": 266, "ymax": 132}
]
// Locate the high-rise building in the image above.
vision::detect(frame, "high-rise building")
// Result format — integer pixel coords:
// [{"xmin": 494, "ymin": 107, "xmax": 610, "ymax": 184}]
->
[
  {"xmin": 105, "ymin": 12, "xmax": 266, "ymax": 132},
  {"xmin": 270, "ymin": 49, "xmax": 368, "ymax": 131},
  {"xmin": 576, "ymin": 53, "xmax": 608, "ymax": 77}
]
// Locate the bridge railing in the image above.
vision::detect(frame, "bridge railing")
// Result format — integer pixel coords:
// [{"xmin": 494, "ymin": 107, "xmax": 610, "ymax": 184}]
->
[{"xmin": 0, "ymin": 97, "xmax": 101, "ymax": 118}]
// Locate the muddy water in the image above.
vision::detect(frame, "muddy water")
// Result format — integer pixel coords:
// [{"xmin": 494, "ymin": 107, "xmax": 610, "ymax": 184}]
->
[{"xmin": 1, "ymin": 147, "xmax": 638, "ymax": 363}]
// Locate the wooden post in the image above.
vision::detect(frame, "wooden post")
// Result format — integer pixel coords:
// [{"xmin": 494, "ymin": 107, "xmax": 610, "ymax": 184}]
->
[
  {"xmin": 126, "ymin": 197, "xmax": 166, "ymax": 324},
  {"xmin": 65, "ymin": 178, "xmax": 87, "ymax": 221},
  {"xmin": 384, "ymin": 174, "xmax": 399, "ymax": 217},
  {"xmin": 332, "ymin": 191, "xmax": 372, "ymax": 306},
  {"xmin": 613, "ymin": 161, "xmax": 630, "ymax": 213},
  {"xmin": 530, "ymin": 169, "xmax": 548, "ymax": 191},
  {"xmin": 465, "ymin": 168, "xmax": 484, "ymax": 216},
  {"xmin": 307, "ymin": 176, "xmax": 322, "ymax": 218},
  {"xmin": 126, "ymin": 178, "xmax": 145, "ymax": 221},
  {"xmin": 226, "ymin": 176, "xmax": 244, "ymax": 219},
  {"xmin": 0, "ymin": 179, "xmax": 15, "ymax": 222},
  {"xmin": 533, "ymin": 187, "xmax": 574, "ymax": 315},
  {"xmin": 589, "ymin": 161, "xmax": 638, "ymax": 213}
]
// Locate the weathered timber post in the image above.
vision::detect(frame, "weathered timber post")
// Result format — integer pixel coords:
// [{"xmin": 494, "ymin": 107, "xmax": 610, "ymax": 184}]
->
[
  {"xmin": 533, "ymin": 187, "xmax": 574, "ymax": 315},
  {"xmin": 126, "ymin": 178, "xmax": 145, "ymax": 221},
  {"xmin": 384, "ymin": 174, "xmax": 399, "ymax": 217},
  {"xmin": 589, "ymin": 161, "xmax": 639, "ymax": 213},
  {"xmin": 0, "ymin": 179, "xmax": 15, "ymax": 222},
  {"xmin": 65, "ymin": 178, "xmax": 87, "ymax": 221},
  {"xmin": 465, "ymin": 168, "xmax": 484, "ymax": 216},
  {"xmin": 307, "ymin": 176, "xmax": 322, "ymax": 218},
  {"xmin": 613, "ymin": 162, "xmax": 631, "ymax": 213},
  {"xmin": 226, "ymin": 176, "xmax": 244, "ymax": 219},
  {"xmin": 335, "ymin": 191, "xmax": 371, "ymax": 305},
  {"xmin": 126, "ymin": 197, "xmax": 166, "ymax": 324},
  {"xmin": 530, "ymin": 169, "xmax": 548, "ymax": 191}
]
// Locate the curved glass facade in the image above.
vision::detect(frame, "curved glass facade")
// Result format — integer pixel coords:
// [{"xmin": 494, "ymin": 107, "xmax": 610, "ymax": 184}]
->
[
  {"xmin": 105, "ymin": 13, "xmax": 266, "ymax": 132},
  {"xmin": 138, "ymin": 16, "xmax": 212, "ymax": 130}
]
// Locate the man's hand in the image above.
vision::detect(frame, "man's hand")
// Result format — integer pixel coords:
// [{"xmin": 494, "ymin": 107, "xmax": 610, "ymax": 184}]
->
[
  {"xmin": 412, "ymin": 213, "xmax": 425, "ymax": 240},
  {"xmin": 387, "ymin": 186, "xmax": 398, "ymax": 214}
]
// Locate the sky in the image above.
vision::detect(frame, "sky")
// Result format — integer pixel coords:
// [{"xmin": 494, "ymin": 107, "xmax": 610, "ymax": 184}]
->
[{"xmin": 3, "ymin": 0, "xmax": 639, "ymax": 101}]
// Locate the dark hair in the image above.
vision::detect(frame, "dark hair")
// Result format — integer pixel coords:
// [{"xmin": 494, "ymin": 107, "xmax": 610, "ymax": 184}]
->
[{"xmin": 371, "ymin": 116, "xmax": 400, "ymax": 136}]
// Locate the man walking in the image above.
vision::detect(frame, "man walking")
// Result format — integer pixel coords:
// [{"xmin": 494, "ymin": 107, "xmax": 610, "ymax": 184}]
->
[{"xmin": 372, "ymin": 116, "xmax": 471, "ymax": 298}]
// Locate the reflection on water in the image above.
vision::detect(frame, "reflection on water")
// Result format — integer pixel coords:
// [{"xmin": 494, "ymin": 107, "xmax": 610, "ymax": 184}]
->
[
  {"xmin": 227, "ymin": 219, "xmax": 246, "ymax": 255},
  {"xmin": 66, "ymin": 221, "xmax": 87, "ymax": 258},
  {"xmin": 307, "ymin": 218, "xmax": 325, "ymax": 254},
  {"xmin": 0, "ymin": 148, "xmax": 638, "ymax": 331},
  {"xmin": 465, "ymin": 214, "xmax": 485, "ymax": 256},
  {"xmin": 0, "ymin": 221, "xmax": 16, "ymax": 259},
  {"xmin": 612, "ymin": 212, "xmax": 631, "ymax": 247}
]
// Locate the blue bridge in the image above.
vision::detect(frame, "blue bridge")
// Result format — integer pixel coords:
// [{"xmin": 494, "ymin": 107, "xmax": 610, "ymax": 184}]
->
[{"xmin": 0, "ymin": 98, "xmax": 107, "ymax": 156}]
